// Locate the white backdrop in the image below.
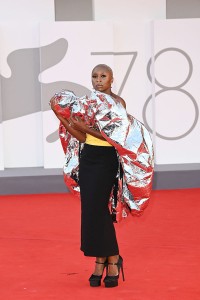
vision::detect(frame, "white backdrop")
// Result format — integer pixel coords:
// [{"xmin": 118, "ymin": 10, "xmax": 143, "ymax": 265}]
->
[
  {"xmin": 93, "ymin": 0, "xmax": 166, "ymax": 20},
  {"xmin": 40, "ymin": 21, "xmax": 152, "ymax": 167},
  {"xmin": 0, "ymin": 93, "xmax": 3, "ymax": 169},
  {"xmin": 152, "ymin": 19, "xmax": 200, "ymax": 164},
  {"xmin": 0, "ymin": 23, "xmax": 43, "ymax": 169},
  {"xmin": 0, "ymin": 0, "xmax": 54, "ymax": 170},
  {"xmin": 0, "ymin": 0, "xmax": 54, "ymax": 22},
  {"xmin": 0, "ymin": 20, "xmax": 200, "ymax": 169}
]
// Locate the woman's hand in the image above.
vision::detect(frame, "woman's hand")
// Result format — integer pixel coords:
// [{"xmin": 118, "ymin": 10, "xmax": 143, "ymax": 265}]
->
[
  {"xmin": 69, "ymin": 116, "xmax": 88, "ymax": 133},
  {"xmin": 49, "ymin": 97, "xmax": 55, "ymax": 108},
  {"xmin": 49, "ymin": 97, "xmax": 59, "ymax": 115},
  {"xmin": 49, "ymin": 97, "xmax": 69, "ymax": 122},
  {"xmin": 70, "ymin": 115, "xmax": 106, "ymax": 140}
]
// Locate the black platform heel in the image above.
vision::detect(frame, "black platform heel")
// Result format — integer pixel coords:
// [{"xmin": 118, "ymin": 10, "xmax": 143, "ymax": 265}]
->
[
  {"xmin": 103, "ymin": 255, "xmax": 125, "ymax": 288},
  {"xmin": 89, "ymin": 260, "xmax": 107, "ymax": 287}
]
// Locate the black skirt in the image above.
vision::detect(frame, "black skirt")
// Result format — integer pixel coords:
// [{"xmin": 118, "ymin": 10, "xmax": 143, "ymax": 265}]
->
[{"xmin": 79, "ymin": 144, "xmax": 119, "ymax": 257}]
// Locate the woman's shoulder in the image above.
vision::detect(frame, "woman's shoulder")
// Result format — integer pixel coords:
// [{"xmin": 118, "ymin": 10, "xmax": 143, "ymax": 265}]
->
[
  {"xmin": 112, "ymin": 93, "xmax": 126, "ymax": 109},
  {"xmin": 118, "ymin": 97, "xmax": 126, "ymax": 109}
]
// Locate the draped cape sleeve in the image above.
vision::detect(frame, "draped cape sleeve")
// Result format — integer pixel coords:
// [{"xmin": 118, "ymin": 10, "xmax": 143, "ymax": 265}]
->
[{"xmin": 51, "ymin": 90, "xmax": 154, "ymax": 222}]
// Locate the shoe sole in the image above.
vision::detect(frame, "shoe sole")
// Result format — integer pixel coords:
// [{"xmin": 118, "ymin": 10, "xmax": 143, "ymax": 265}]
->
[
  {"xmin": 90, "ymin": 282, "xmax": 101, "ymax": 287},
  {"xmin": 104, "ymin": 282, "xmax": 118, "ymax": 288}
]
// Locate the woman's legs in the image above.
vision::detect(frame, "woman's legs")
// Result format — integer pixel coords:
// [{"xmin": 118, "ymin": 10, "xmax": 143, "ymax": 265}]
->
[
  {"xmin": 93, "ymin": 257, "xmax": 107, "ymax": 275},
  {"xmin": 107, "ymin": 255, "xmax": 119, "ymax": 275},
  {"xmin": 79, "ymin": 145, "xmax": 120, "ymax": 281},
  {"xmin": 93, "ymin": 255, "xmax": 119, "ymax": 276},
  {"xmin": 79, "ymin": 145, "xmax": 119, "ymax": 257}
]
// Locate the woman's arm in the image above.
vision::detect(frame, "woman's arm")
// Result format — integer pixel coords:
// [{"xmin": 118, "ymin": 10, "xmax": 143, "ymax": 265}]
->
[
  {"xmin": 69, "ymin": 116, "xmax": 106, "ymax": 141},
  {"xmin": 68, "ymin": 94, "xmax": 127, "ymax": 140},
  {"xmin": 49, "ymin": 94, "xmax": 126, "ymax": 142},
  {"xmin": 57, "ymin": 115, "xmax": 86, "ymax": 143},
  {"xmin": 84, "ymin": 126, "xmax": 106, "ymax": 140},
  {"xmin": 50, "ymin": 100, "xmax": 86, "ymax": 142}
]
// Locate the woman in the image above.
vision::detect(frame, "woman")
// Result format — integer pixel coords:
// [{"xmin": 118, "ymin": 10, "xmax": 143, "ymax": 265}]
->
[{"xmin": 51, "ymin": 64, "xmax": 125, "ymax": 288}]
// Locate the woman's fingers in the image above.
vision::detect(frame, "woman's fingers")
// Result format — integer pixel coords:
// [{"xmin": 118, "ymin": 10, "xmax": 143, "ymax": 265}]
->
[
  {"xmin": 76, "ymin": 116, "xmax": 83, "ymax": 122},
  {"xmin": 69, "ymin": 116, "xmax": 86, "ymax": 131}
]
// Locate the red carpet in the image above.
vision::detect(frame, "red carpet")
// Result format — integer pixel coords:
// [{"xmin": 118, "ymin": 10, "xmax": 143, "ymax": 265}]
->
[{"xmin": 0, "ymin": 189, "xmax": 200, "ymax": 300}]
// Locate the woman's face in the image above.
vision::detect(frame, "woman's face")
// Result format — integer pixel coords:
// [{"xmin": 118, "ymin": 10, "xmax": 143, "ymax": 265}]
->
[{"xmin": 91, "ymin": 66, "xmax": 113, "ymax": 94}]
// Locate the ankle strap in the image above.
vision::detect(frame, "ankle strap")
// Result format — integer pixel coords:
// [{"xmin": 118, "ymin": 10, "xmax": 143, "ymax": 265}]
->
[{"xmin": 107, "ymin": 262, "xmax": 117, "ymax": 265}]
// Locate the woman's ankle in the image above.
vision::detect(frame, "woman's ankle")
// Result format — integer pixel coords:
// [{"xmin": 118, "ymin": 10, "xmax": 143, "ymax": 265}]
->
[
  {"xmin": 107, "ymin": 255, "xmax": 119, "ymax": 263},
  {"xmin": 107, "ymin": 255, "xmax": 119, "ymax": 276},
  {"xmin": 93, "ymin": 257, "xmax": 107, "ymax": 276}
]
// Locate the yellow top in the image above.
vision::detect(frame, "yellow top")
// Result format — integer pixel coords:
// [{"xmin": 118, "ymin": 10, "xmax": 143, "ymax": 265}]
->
[{"xmin": 85, "ymin": 134, "xmax": 112, "ymax": 146}]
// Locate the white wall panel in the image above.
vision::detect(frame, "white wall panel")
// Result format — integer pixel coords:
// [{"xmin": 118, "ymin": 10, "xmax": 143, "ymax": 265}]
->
[
  {"xmin": 0, "ymin": 124, "xmax": 4, "ymax": 170},
  {"xmin": 40, "ymin": 22, "xmax": 114, "ymax": 168},
  {"xmin": 0, "ymin": 61, "xmax": 4, "ymax": 169},
  {"xmin": 0, "ymin": 22, "xmax": 40, "ymax": 78},
  {"xmin": 0, "ymin": 0, "xmax": 54, "ymax": 22},
  {"xmin": 3, "ymin": 112, "xmax": 43, "ymax": 167},
  {"xmin": 0, "ymin": 22, "xmax": 44, "ymax": 167},
  {"xmin": 113, "ymin": 21, "xmax": 153, "ymax": 120},
  {"xmin": 93, "ymin": 0, "xmax": 166, "ymax": 21},
  {"xmin": 152, "ymin": 19, "xmax": 200, "ymax": 164}
]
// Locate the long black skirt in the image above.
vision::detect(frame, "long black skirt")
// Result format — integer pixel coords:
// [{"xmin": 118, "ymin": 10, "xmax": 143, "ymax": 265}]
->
[{"xmin": 79, "ymin": 144, "xmax": 119, "ymax": 257}]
